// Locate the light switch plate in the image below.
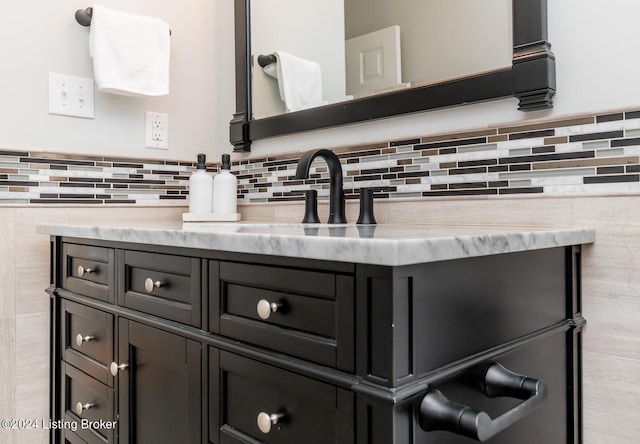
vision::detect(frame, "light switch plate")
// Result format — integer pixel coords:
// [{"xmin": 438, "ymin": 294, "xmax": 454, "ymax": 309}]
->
[
  {"xmin": 145, "ymin": 111, "xmax": 169, "ymax": 149},
  {"xmin": 48, "ymin": 73, "xmax": 95, "ymax": 119}
]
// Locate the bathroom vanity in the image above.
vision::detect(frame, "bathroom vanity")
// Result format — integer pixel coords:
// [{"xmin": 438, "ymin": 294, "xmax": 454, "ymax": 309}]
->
[{"xmin": 38, "ymin": 221, "xmax": 594, "ymax": 444}]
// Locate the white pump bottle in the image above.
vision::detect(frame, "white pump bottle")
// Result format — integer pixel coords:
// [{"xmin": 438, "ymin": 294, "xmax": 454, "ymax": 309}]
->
[
  {"xmin": 188, "ymin": 153, "xmax": 213, "ymax": 214},
  {"xmin": 212, "ymin": 154, "xmax": 237, "ymax": 214}
]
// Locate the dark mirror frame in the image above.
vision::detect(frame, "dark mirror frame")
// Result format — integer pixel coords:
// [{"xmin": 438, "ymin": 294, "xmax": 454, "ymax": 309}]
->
[{"xmin": 230, "ymin": 0, "xmax": 555, "ymax": 152}]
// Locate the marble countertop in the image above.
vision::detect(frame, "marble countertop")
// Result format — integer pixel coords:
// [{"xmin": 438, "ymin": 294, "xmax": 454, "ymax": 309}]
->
[{"xmin": 36, "ymin": 221, "xmax": 595, "ymax": 267}]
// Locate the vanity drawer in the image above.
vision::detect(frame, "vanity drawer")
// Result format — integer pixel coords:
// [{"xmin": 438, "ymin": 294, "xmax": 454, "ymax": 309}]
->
[
  {"xmin": 61, "ymin": 363, "xmax": 115, "ymax": 444},
  {"xmin": 61, "ymin": 299, "xmax": 114, "ymax": 386},
  {"xmin": 119, "ymin": 250, "xmax": 201, "ymax": 327},
  {"xmin": 214, "ymin": 261, "xmax": 354, "ymax": 370},
  {"xmin": 62, "ymin": 243, "xmax": 114, "ymax": 303},
  {"xmin": 218, "ymin": 351, "xmax": 353, "ymax": 444}
]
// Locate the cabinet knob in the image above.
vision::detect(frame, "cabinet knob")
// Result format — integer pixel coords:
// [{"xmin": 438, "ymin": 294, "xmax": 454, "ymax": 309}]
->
[
  {"xmin": 75, "ymin": 402, "xmax": 95, "ymax": 416},
  {"xmin": 110, "ymin": 362, "xmax": 129, "ymax": 376},
  {"xmin": 257, "ymin": 412, "xmax": 285, "ymax": 434},
  {"xmin": 75, "ymin": 334, "xmax": 96, "ymax": 347},
  {"xmin": 256, "ymin": 299, "xmax": 281, "ymax": 320},
  {"xmin": 144, "ymin": 278, "xmax": 165, "ymax": 293},
  {"xmin": 77, "ymin": 265, "xmax": 95, "ymax": 277}
]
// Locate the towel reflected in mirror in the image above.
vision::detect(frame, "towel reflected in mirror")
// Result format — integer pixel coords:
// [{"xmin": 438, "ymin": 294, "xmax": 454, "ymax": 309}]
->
[{"xmin": 261, "ymin": 51, "xmax": 327, "ymax": 112}]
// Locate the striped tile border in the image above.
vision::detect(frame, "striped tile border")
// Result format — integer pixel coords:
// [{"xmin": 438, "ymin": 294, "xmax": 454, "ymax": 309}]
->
[
  {"xmin": 0, "ymin": 152, "xmax": 201, "ymax": 205},
  {"xmin": 4, "ymin": 108, "xmax": 640, "ymax": 205},
  {"xmin": 235, "ymin": 109, "xmax": 640, "ymax": 203}
]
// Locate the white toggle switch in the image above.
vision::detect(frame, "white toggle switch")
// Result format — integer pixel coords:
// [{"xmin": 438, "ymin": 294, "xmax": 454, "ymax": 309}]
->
[{"xmin": 49, "ymin": 73, "xmax": 95, "ymax": 119}]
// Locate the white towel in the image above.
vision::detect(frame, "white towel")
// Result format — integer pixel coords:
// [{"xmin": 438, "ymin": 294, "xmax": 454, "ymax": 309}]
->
[
  {"xmin": 89, "ymin": 5, "xmax": 170, "ymax": 97},
  {"xmin": 272, "ymin": 51, "xmax": 327, "ymax": 112}
]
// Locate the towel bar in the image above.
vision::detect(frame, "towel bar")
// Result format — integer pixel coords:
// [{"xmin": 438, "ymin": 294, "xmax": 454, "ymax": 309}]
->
[
  {"xmin": 257, "ymin": 54, "xmax": 277, "ymax": 68},
  {"xmin": 75, "ymin": 7, "xmax": 93, "ymax": 26},
  {"xmin": 75, "ymin": 7, "xmax": 172, "ymax": 35}
]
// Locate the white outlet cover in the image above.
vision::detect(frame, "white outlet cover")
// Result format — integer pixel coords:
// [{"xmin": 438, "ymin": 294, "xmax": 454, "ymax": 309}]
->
[
  {"xmin": 48, "ymin": 73, "xmax": 95, "ymax": 119},
  {"xmin": 145, "ymin": 111, "xmax": 169, "ymax": 149}
]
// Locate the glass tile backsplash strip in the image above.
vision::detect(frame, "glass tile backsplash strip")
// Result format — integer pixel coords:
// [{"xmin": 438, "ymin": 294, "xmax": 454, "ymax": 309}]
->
[
  {"xmin": 3, "ymin": 108, "xmax": 640, "ymax": 205},
  {"xmin": 0, "ymin": 153, "xmax": 197, "ymax": 205}
]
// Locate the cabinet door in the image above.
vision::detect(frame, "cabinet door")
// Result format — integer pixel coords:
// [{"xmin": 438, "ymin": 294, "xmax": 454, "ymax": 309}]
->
[{"xmin": 115, "ymin": 319, "xmax": 202, "ymax": 444}]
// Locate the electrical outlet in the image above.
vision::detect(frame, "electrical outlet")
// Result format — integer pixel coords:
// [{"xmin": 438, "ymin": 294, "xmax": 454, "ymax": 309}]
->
[
  {"xmin": 48, "ymin": 73, "xmax": 95, "ymax": 119},
  {"xmin": 145, "ymin": 111, "xmax": 169, "ymax": 149}
]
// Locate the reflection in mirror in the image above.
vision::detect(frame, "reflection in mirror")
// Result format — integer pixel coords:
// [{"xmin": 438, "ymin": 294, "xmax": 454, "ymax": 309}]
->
[
  {"xmin": 251, "ymin": 0, "xmax": 347, "ymax": 119},
  {"xmin": 232, "ymin": 0, "xmax": 555, "ymax": 152},
  {"xmin": 252, "ymin": 0, "xmax": 512, "ymax": 119}
]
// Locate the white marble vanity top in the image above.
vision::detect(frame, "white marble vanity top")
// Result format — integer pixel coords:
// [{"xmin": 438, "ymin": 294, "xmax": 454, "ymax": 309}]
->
[{"xmin": 36, "ymin": 221, "xmax": 595, "ymax": 266}]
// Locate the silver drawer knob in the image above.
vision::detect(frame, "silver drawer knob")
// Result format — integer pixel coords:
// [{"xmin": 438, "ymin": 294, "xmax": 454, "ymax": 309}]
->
[
  {"xmin": 257, "ymin": 412, "xmax": 284, "ymax": 434},
  {"xmin": 110, "ymin": 362, "xmax": 129, "ymax": 376},
  {"xmin": 144, "ymin": 278, "xmax": 165, "ymax": 293},
  {"xmin": 77, "ymin": 265, "xmax": 95, "ymax": 277},
  {"xmin": 257, "ymin": 299, "xmax": 280, "ymax": 320},
  {"xmin": 75, "ymin": 402, "xmax": 95, "ymax": 416},
  {"xmin": 75, "ymin": 334, "xmax": 96, "ymax": 347}
]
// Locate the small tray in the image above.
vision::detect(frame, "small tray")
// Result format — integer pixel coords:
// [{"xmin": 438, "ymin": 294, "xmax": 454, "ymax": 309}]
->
[{"xmin": 182, "ymin": 212, "xmax": 241, "ymax": 222}]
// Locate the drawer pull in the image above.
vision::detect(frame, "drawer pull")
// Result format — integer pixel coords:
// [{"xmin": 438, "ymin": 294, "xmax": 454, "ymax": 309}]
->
[
  {"xmin": 144, "ymin": 278, "xmax": 166, "ymax": 293},
  {"xmin": 75, "ymin": 402, "xmax": 96, "ymax": 416},
  {"xmin": 110, "ymin": 362, "xmax": 129, "ymax": 376},
  {"xmin": 257, "ymin": 299, "xmax": 281, "ymax": 320},
  {"xmin": 75, "ymin": 334, "xmax": 96, "ymax": 347},
  {"xmin": 77, "ymin": 265, "xmax": 95, "ymax": 277},
  {"xmin": 257, "ymin": 411, "xmax": 285, "ymax": 434}
]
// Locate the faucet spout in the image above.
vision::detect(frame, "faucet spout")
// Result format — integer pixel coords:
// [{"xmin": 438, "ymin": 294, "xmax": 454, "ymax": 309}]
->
[{"xmin": 295, "ymin": 149, "xmax": 347, "ymax": 224}]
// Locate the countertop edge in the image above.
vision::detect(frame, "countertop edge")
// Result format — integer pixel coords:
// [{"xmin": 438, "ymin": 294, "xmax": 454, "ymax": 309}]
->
[{"xmin": 36, "ymin": 223, "xmax": 595, "ymax": 267}]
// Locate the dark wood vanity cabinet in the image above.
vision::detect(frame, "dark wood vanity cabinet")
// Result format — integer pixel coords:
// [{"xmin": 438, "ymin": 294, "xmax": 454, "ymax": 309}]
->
[
  {"xmin": 48, "ymin": 237, "xmax": 584, "ymax": 444},
  {"xmin": 116, "ymin": 318, "xmax": 202, "ymax": 444}
]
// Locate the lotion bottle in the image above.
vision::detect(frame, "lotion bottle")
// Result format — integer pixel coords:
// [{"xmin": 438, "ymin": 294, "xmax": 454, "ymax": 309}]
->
[
  {"xmin": 188, "ymin": 153, "xmax": 213, "ymax": 214},
  {"xmin": 212, "ymin": 154, "xmax": 237, "ymax": 214}
]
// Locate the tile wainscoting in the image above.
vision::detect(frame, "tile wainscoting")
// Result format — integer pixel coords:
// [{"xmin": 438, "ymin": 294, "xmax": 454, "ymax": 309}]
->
[
  {"xmin": 5, "ymin": 107, "xmax": 640, "ymax": 205},
  {"xmin": 238, "ymin": 109, "xmax": 640, "ymax": 203},
  {"xmin": 2, "ymin": 107, "xmax": 640, "ymax": 444}
]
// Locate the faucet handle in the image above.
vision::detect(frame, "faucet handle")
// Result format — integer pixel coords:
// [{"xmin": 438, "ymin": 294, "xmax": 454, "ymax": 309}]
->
[
  {"xmin": 302, "ymin": 189, "xmax": 320, "ymax": 223},
  {"xmin": 356, "ymin": 188, "xmax": 377, "ymax": 225}
]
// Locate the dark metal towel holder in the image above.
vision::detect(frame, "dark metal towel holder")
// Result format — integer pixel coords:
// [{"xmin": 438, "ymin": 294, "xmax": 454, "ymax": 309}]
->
[
  {"xmin": 257, "ymin": 54, "xmax": 276, "ymax": 68},
  {"xmin": 75, "ymin": 7, "xmax": 94, "ymax": 26},
  {"xmin": 75, "ymin": 7, "xmax": 171, "ymax": 35}
]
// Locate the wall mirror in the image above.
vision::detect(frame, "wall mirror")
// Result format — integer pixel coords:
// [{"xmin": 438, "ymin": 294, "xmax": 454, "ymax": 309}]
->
[{"xmin": 231, "ymin": 0, "xmax": 555, "ymax": 152}]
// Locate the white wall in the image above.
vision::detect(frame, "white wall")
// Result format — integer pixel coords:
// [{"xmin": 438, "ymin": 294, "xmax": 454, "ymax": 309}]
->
[
  {"xmin": 0, "ymin": 0, "xmax": 218, "ymax": 161},
  {"xmin": 345, "ymin": 0, "xmax": 512, "ymax": 87},
  {"xmin": 219, "ymin": 0, "xmax": 640, "ymax": 157},
  {"xmin": 5, "ymin": 1, "xmax": 640, "ymax": 162}
]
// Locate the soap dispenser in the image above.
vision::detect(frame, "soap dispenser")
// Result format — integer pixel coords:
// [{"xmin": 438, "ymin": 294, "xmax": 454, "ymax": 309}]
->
[
  {"xmin": 188, "ymin": 153, "xmax": 213, "ymax": 214},
  {"xmin": 212, "ymin": 154, "xmax": 237, "ymax": 214}
]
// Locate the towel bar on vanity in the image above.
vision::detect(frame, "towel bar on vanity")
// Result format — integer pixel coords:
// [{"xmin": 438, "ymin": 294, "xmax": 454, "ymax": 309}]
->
[
  {"xmin": 74, "ymin": 7, "xmax": 172, "ymax": 35},
  {"xmin": 257, "ymin": 54, "xmax": 277, "ymax": 68}
]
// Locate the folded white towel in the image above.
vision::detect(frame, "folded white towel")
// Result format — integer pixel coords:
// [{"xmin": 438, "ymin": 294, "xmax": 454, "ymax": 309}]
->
[
  {"xmin": 89, "ymin": 5, "xmax": 170, "ymax": 97},
  {"xmin": 272, "ymin": 51, "xmax": 327, "ymax": 112}
]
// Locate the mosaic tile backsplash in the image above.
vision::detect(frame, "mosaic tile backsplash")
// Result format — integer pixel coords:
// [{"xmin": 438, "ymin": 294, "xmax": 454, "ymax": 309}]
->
[{"xmin": 3, "ymin": 108, "xmax": 640, "ymax": 205}]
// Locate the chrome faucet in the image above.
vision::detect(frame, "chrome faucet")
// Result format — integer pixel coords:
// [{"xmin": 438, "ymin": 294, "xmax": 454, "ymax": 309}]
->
[{"xmin": 295, "ymin": 149, "xmax": 347, "ymax": 224}]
